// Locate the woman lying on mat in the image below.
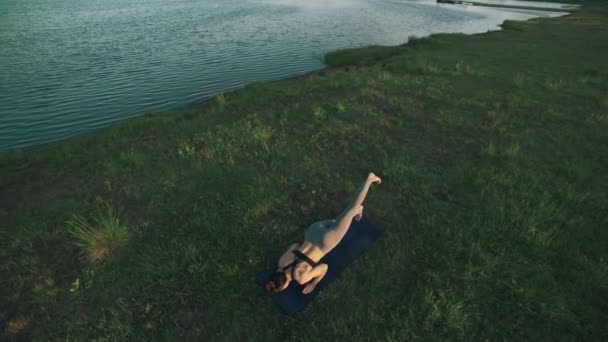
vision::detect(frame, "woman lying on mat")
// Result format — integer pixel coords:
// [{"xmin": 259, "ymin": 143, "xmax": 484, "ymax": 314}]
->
[{"xmin": 264, "ymin": 172, "xmax": 382, "ymax": 295}]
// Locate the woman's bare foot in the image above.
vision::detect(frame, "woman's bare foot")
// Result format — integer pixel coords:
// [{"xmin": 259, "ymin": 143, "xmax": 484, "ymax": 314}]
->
[{"xmin": 368, "ymin": 172, "xmax": 382, "ymax": 184}]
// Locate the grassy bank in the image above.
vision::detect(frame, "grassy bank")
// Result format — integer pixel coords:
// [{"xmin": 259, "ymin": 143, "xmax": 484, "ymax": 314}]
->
[{"xmin": 2, "ymin": 1, "xmax": 607, "ymax": 340}]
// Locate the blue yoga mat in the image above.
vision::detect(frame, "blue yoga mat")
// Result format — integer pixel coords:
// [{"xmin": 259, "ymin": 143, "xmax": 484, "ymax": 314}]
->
[{"xmin": 255, "ymin": 216, "xmax": 383, "ymax": 315}]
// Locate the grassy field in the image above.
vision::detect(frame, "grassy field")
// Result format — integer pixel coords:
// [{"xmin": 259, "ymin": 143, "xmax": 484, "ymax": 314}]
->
[{"xmin": 1, "ymin": 1, "xmax": 607, "ymax": 340}]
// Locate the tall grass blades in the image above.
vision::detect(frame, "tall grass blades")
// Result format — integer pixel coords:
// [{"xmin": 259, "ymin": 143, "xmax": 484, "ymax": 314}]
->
[
  {"xmin": 68, "ymin": 207, "xmax": 129, "ymax": 264},
  {"xmin": 216, "ymin": 92, "xmax": 226, "ymax": 111},
  {"xmin": 313, "ymin": 105, "xmax": 325, "ymax": 120},
  {"xmin": 336, "ymin": 100, "xmax": 346, "ymax": 113}
]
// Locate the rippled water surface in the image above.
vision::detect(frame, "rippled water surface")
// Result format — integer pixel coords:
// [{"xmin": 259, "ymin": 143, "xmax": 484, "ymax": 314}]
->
[{"xmin": 0, "ymin": 0, "xmax": 566, "ymax": 150}]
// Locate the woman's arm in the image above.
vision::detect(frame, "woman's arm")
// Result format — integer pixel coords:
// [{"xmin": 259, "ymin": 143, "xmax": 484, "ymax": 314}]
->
[
  {"xmin": 277, "ymin": 242, "xmax": 300, "ymax": 268},
  {"xmin": 300, "ymin": 263, "xmax": 328, "ymax": 294}
]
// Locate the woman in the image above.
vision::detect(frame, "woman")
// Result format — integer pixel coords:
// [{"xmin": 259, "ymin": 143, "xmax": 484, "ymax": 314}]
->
[{"xmin": 264, "ymin": 172, "xmax": 382, "ymax": 295}]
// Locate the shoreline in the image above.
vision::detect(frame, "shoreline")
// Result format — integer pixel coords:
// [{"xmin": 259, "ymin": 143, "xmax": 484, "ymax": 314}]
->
[
  {"xmin": 164, "ymin": 7, "xmax": 572, "ymax": 116},
  {"xmin": 436, "ymin": 0, "xmax": 580, "ymax": 12},
  {"xmin": 0, "ymin": 3, "xmax": 573, "ymax": 153},
  {"xmin": 178, "ymin": 64, "xmax": 361, "ymax": 113}
]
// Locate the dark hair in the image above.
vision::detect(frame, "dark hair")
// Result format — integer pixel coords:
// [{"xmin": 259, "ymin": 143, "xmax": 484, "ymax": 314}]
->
[{"xmin": 264, "ymin": 271, "xmax": 288, "ymax": 294}]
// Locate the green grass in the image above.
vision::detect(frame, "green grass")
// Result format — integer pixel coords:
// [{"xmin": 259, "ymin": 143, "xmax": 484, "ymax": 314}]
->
[{"xmin": 1, "ymin": 1, "xmax": 608, "ymax": 340}]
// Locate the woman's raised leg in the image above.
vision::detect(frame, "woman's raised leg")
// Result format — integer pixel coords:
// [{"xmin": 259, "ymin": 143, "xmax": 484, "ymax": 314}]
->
[
  {"xmin": 336, "ymin": 172, "xmax": 382, "ymax": 222},
  {"xmin": 322, "ymin": 173, "xmax": 381, "ymax": 252}
]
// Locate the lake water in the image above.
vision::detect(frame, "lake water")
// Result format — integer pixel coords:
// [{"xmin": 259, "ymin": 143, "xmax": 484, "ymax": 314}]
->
[{"xmin": 0, "ymin": 0, "xmax": 567, "ymax": 151}]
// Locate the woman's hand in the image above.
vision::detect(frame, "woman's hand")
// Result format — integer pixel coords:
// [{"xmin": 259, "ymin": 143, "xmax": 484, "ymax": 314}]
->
[
  {"xmin": 302, "ymin": 282, "xmax": 317, "ymax": 295},
  {"xmin": 301, "ymin": 264, "xmax": 328, "ymax": 294}
]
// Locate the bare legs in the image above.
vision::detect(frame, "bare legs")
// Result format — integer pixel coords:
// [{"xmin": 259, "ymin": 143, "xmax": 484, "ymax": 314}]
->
[
  {"xmin": 322, "ymin": 172, "xmax": 381, "ymax": 252},
  {"xmin": 336, "ymin": 172, "xmax": 382, "ymax": 221}
]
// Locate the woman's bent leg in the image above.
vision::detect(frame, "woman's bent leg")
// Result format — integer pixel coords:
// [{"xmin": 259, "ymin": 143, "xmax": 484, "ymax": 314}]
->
[{"xmin": 322, "ymin": 173, "xmax": 381, "ymax": 253}]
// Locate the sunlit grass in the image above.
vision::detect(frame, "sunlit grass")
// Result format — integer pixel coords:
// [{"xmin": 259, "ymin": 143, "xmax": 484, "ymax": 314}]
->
[
  {"xmin": 544, "ymin": 78, "xmax": 565, "ymax": 90},
  {"xmin": 513, "ymin": 72, "xmax": 526, "ymax": 88},
  {"xmin": 505, "ymin": 143, "xmax": 521, "ymax": 157},
  {"xmin": 586, "ymin": 112, "xmax": 608, "ymax": 125},
  {"xmin": 423, "ymin": 62, "xmax": 441, "ymax": 75},
  {"xmin": 313, "ymin": 105, "xmax": 325, "ymax": 120},
  {"xmin": 483, "ymin": 142, "xmax": 498, "ymax": 156}
]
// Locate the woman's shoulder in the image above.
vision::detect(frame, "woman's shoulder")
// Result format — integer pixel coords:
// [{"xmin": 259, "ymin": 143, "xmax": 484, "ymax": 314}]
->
[{"xmin": 277, "ymin": 242, "xmax": 300, "ymax": 268}]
